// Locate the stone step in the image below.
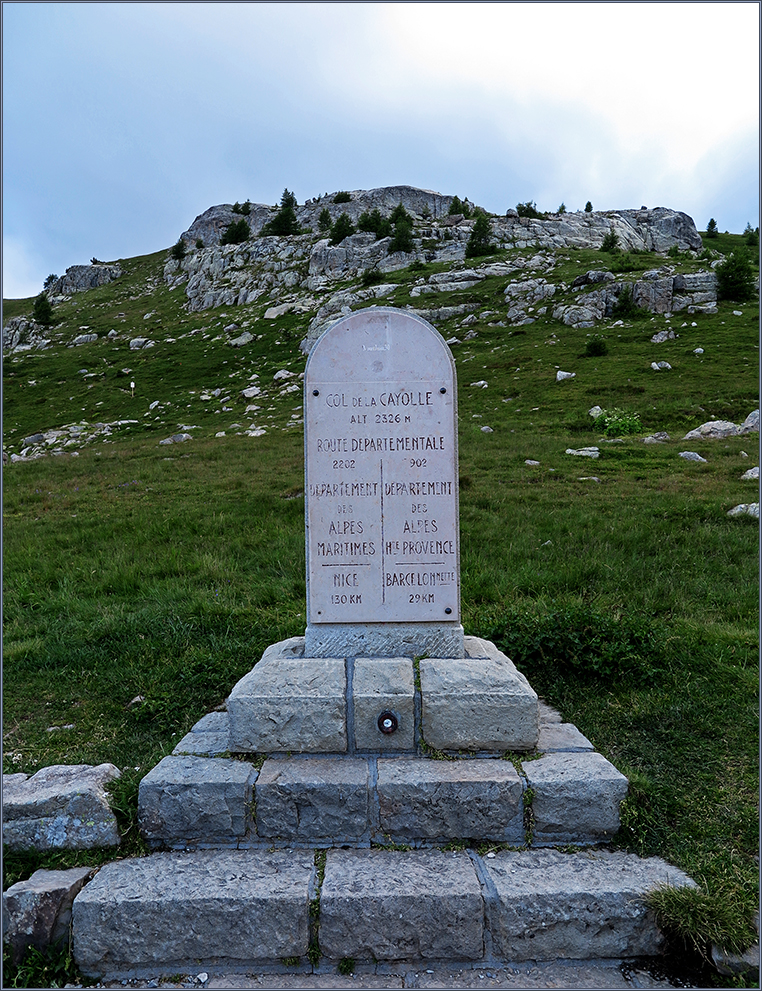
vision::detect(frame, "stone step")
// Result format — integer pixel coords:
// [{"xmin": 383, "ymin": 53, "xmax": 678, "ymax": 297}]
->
[{"xmin": 71, "ymin": 847, "xmax": 696, "ymax": 980}]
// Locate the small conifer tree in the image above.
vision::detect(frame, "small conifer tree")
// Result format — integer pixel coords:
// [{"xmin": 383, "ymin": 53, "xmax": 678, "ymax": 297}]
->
[
  {"xmin": 706, "ymin": 218, "xmax": 718, "ymax": 239},
  {"xmin": 33, "ymin": 292, "xmax": 53, "ymax": 327},
  {"xmin": 170, "ymin": 239, "xmax": 186, "ymax": 261},
  {"xmin": 220, "ymin": 218, "xmax": 251, "ymax": 245},
  {"xmin": 318, "ymin": 208, "xmax": 332, "ymax": 233},
  {"xmin": 716, "ymin": 250, "xmax": 755, "ymax": 301},
  {"xmin": 585, "ymin": 201, "xmax": 593, "ymax": 213},
  {"xmin": 330, "ymin": 212, "xmax": 355, "ymax": 245},
  {"xmin": 465, "ymin": 210, "xmax": 493, "ymax": 258}
]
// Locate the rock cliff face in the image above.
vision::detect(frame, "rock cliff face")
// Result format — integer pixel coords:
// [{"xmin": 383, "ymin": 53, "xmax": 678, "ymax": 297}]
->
[{"xmin": 47, "ymin": 264, "xmax": 122, "ymax": 298}]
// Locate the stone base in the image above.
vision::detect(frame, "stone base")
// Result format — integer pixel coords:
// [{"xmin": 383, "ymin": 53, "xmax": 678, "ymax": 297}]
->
[
  {"xmin": 227, "ymin": 634, "xmax": 537, "ymax": 754},
  {"xmin": 304, "ymin": 621, "xmax": 465, "ymax": 659}
]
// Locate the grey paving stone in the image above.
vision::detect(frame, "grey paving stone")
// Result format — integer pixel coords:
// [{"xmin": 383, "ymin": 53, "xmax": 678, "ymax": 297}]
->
[
  {"xmin": 3, "ymin": 866, "xmax": 94, "ymax": 963},
  {"xmin": 2, "ymin": 763, "xmax": 121, "ymax": 851},
  {"xmin": 522, "ymin": 751, "xmax": 628, "ymax": 843},
  {"xmin": 256, "ymin": 757, "xmax": 369, "ymax": 841},
  {"xmin": 482, "ymin": 848, "xmax": 696, "ymax": 960},
  {"xmin": 191, "ymin": 710, "xmax": 230, "ymax": 734},
  {"xmin": 420, "ymin": 639, "xmax": 538, "ymax": 751},
  {"xmin": 353, "ymin": 657, "xmax": 415, "ymax": 751},
  {"xmin": 138, "ymin": 756, "xmax": 257, "ymax": 846},
  {"xmin": 227, "ymin": 646, "xmax": 347, "ymax": 753},
  {"xmin": 320, "ymin": 849, "xmax": 483, "ymax": 961},
  {"xmin": 536, "ymin": 722, "xmax": 594, "ymax": 753},
  {"xmin": 72, "ymin": 849, "xmax": 314, "ymax": 978},
  {"xmin": 172, "ymin": 731, "xmax": 230, "ymax": 756},
  {"xmin": 377, "ymin": 758, "xmax": 523, "ymax": 842}
]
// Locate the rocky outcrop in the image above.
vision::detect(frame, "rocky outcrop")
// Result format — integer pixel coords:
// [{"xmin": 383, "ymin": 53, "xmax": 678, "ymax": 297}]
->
[
  {"xmin": 2, "ymin": 316, "xmax": 50, "ymax": 353},
  {"xmin": 47, "ymin": 264, "xmax": 122, "ymax": 297}
]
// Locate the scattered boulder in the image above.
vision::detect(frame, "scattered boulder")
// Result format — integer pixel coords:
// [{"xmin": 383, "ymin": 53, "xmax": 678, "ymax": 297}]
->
[
  {"xmin": 571, "ymin": 270, "xmax": 614, "ymax": 287},
  {"xmin": 525, "ymin": 459, "xmax": 540, "ymax": 466},
  {"xmin": 684, "ymin": 419, "xmax": 740, "ymax": 440},
  {"xmin": 2, "ymin": 764, "xmax": 121, "ymax": 851},
  {"xmin": 651, "ymin": 361, "xmax": 672, "ymax": 371},
  {"xmin": 740, "ymin": 410, "xmax": 759, "ymax": 434},
  {"xmin": 556, "ymin": 371, "xmax": 576, "ymax": 382},
  {"xmin": 644, "ymin": 432, "xmax": 670, "ymax": 444},
  {"xmin": 73, "ymin": 333, "xmax": 98, "ymax": 346},
  {"xmin": 679, "ymin": 452, "xmax": 707, "ymax": 463},
  {"xmin": 741, "ymin": 467, "xmax": 759, "ymax": 481},
  {"xmin": 588, "ymin": 406, "xmax": 604, "ymax": 419},
  {"xmin": 470, "ymin": 380, "xmax": 488, "ymax": 389},
  {"xmin": 566, "ymin": 447, "xmax": 599, "ymax": 458},
  {"xmin": 650, "ymin": 329, "xmax": 676, "ymax": 343},
  {"xmin": 229, "ymin": 331, "xmax": 253, "ymax": 347},
  {"xmin": 727, "ymin": 503, "xmax": 760, "ymax": 519},
  {"xmin": 2, "ymin": 866, "xmax": 95, "ymax": 963},
  {"xmin": 129, "ymin": 337, "xmax": 152, "ymax": 350},
  {"xmin": 480, "ymin": 425, "xmax": 494, "ymax": 433},
  {"xmin": 159, "ymin": 433, "xmax": 193, "ymax": 446}
]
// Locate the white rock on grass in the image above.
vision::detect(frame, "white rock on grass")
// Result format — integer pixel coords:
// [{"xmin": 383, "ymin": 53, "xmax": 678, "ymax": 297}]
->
[
  {"xmin": 741, "ymin": 409, "xmax": 760, "ymax": 433},
  {"xmin": 679, "ymin": 451, "xmax": 707, "ymax": 463},
  {"xmin": 470, "ymin": 380, "xmax": 488, "ymax": 388},
  {"xmin": 240, "ymin": 385, "xmax": 262, "ymax": 399},
  {"xmin": 481, "ymin": 426, "xmax": 493, "ymax": 433},
  {"xmin": 525, "ymin": 459, "xmax": 540, "ymax": 466},
  {"xmin": 728, "ymin": 503, "xmax": 760, "ymax": 518},
  {"xmin": 651, "ymin": 330, "xmax": 676, "ymax": 343},
  {"xmin": 565, "ymin": 447, "xmax": 599, "ymax": 458},
  {"xmin": 693, "ymin": 347, "xmax": 704, "ymax": 354},
  {"xmin": 741, "ymin": 467, "xmax": 759, "ymax": 480},
  {"xmin": 158, "ymin": 433, "xmax": 193, "ymax": 446},
  {"xmin": 273, "ymin": 369, "xmax": 296, "ymax": 381},
  {"xmin": 556, "ymin": 370, "xmax": 575, "ymax": 381},
  {"xmin": 588, "ymin": 406, "xmax": 604, "ymax": 419},
  {"xmin": 684, "ymin": 419, "xmax": 740, "ymax": 440},
  {"xmin": 644, "ymin": 432, "xmax": 670, "ymax": 444},
  {"xmin": 650, "ymin": 361, "xmax": 671, "ymax": 371}
]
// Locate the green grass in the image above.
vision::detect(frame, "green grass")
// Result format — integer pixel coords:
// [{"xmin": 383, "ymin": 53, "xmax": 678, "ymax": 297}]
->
[{"xmin": 2, "ymin": 230, "xmax": 758, "ymax": 982}]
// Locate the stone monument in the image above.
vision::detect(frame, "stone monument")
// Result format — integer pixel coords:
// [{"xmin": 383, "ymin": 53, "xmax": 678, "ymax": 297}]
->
[{"xmin": 227, "ymin": 308, "xmax": 539, "ymax": 755}]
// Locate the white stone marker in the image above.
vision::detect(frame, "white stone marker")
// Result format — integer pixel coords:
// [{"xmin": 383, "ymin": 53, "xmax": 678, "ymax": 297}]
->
[{"xmin": 304, "ymin": 308, "xmax": 464, "ymax": 658}]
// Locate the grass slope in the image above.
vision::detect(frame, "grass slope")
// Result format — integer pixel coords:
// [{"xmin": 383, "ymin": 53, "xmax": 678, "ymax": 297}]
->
[{"xmin": 2, "ymin": 228, "xmax": 759, "ymax": 982}]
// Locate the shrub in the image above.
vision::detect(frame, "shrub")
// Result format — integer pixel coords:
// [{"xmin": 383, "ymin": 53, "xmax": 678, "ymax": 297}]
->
[
  {"xmin": 261, "ymin": 191, "xmax": 299, "ymax": 237},
  {"xmin": 90, "ymin": 257, "xmax": 102, "ymax": 265},
  {"xmin": 408, "ymin": 259, "xmax": 426, "ymax": 272},
  {"xmin": 557, "ymin": 202, "xmax": 567, "ymax": 214},
  {"xmin": 667, "ymin": 244, "xmax": 681, "ymax": 258},
  {"xmin": 743, "ymin": 222, "xmax": 758, "ymax": 247},
  {"xmin": 318, "ymin": 208, "xmax": 332, "ymax": 233},
  {"xmin": 195, "ymin": 238, "xmax": 204, "ymax": 249},
  {"xmin": 329, "ymin": 212, "xmax": 355, "ymax": 245},
  {"xmin": 465, "ymin": 210, "xmax": 493, "ymax": 258},
  {"xmin": 280, "ymin": 188, "xmax": 297, "ymax": 211},
  {"xmin": 389, "ymin": 216, "xmax": 414, "ymax": 253},
  {"xmin": 361, "ymin": 269, "xmax": 383, "ymax": 286},
  {"xmin": 716, "ymin": 250, "xmax": 756, "ymax": 302},
  {"xmin": 448, "ymin": 195, "xmax": 471, "ymax": 218},
  {"xmin": 43, "ymin": 274, "xmax": 58, "ymax": 290},
  {"xmin": 232, "ymin": 201, "xmax": 242, "ymax": 214},
  {"xmin": 584, "ymin": 335, "xmax": 608, "ymax": 357},
  {"xmin": 516, "ymin": 201, "xmax": 543, "ymax": 219},
  {"xmin": 241, "ymin": 200, "xmax": 251, "ymax": 216},
  {"xmin": 705, "ymin": 217, "xmax": 718, "ymax": 239},
  {"xmin": 490, "ymin": 604, "xmax": 664, "ymax": 683},
  {"xmin": 584, "ymin": 201, "xmax": 593, "ymax": 213},
  {"xmin": 220, "ymin": 218, "xmax": 251, "ymax": 245},
  {"xmin": 333, "ymin": 191, "xmax": 351, "ymax": 203},
  {"xmin": 599, "ymin": 407, "xmax": 641, "ymax": 436},
  {"xmin": 170, "ymin": 239, "xmax": 186, "ymax": 261},
  {"xmin": 32, "ymin": 292, "xmax": 53, "ymax": 327},
  {"xmin": 611, "ymin": 284, "xmax": 645, "ymax": 320},
  {"xmin": 420, "ymin": 204, "xmax": 431, "ymax": 219},
  {"xmin": 358, "ymin": 208, "xmax": 392, "ymax": 239},
  {"xmin": 600, "ymin": 229, "xmax": 620, "ymax": 253}
]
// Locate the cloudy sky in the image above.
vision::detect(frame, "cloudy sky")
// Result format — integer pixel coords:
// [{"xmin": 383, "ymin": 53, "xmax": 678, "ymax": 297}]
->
[{"xmin": 3, "ymin": 2, "xmax": 759, "ymax": 299}]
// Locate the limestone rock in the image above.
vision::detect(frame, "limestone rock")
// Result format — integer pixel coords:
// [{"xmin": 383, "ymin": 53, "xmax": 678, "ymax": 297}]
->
[
  {"xmin": 566, "ymin": 447, "xmax": 599, "ymax": 458},
  {"xmin": 728, "ymin": 503, "xmax": 759, "ymax": 518},
  {"xmin": 47, "ymin": 264, "xmax": 121, "ymax": 296},
  {"xmin": 651, "ymin": 329, "xmax": 676, "ymax": 343},
  {"xmin": 741, "ymin": 466, "xmax": 759, "ymax": 480},
  {"xmin": 3, "ymin": 866, "xmax": 95, "ymax": 962},
  {"xmin": 651, "ymin": 361, "xmax": 672, "ymax": 371},
  {"xmin": 2, "ymin": 764, "xmax": 121, "ymax": 851},
  {"xmin": 2, "ymin": 316, "xmax": 50, "ymax": 353},
  {"xmin": 679, "ymin": 451, "xmax": 707, "ymax": 463},
  {"xmin": 684, "ymin": 419, "xmax": 740, "ymax": 440},
  {"xmin": 644, "ymin": 432, "xmax": 670, "ymax": 444},
  {"xmin": 556, "ymin": 370, "xmax": 576, "ymax": 381},
  {"xmin": 72, "ymin": 333, "xmax": 98, "ymax": 345},
  {"xmin": 740, "ymin": 409, "xmax": 760, "ymax": 433}
]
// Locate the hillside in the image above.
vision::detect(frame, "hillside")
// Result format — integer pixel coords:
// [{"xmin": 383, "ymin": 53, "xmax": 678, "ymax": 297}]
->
[{"xmin": 2, "ymin": 188, "xmax": 759, "ymax": 970}]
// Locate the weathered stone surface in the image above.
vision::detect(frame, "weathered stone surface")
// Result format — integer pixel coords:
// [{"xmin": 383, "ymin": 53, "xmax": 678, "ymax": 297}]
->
[
  {"xmin": 47, "ymin": 264, "xmax": 122, "ymax": 297},
  {"xmin": 377, "ymin": 758, "xmax": 523, "ymax": 841},
  {"xmin": 227, "ymin": 642, "xmax": 347, "ymax": 753},
  {"xmin": 2, "ymin": 764, "xmax": 121, "ymax": 851},
  {"xmin": 2, "ymin": 316, "xmax": 50, "ymax": 353},
  {"xmin": 191, "ymin": 710, "xmax": 229, "ymax": 733},
  {"xmin": 741, "ymin": 466, "xmax": 759, "ymax": 480},
  {"xmin": 537, "ymin": 722, "xmax": 594, "ymax": 753},
  {"xmin": 352, "ymin": 657, "xmax": 415, "ymax": 751},
  {"xmin": 679, "ymin": 451, "xmax": 707, "ymax": 463},
  {"xmin": 3, "ymin": 866, "xmax": 94, "ymax": 963},
  {"xmin": 172, "ymin": 731, "xmax": 229, "ymax": 756},
  {"xmin": 728, "ymin": 502, "xmax": 760, "ymax": 519},
  {"xmin": 523, "ymin": 751, "xmax": 628, "ymax": 843},
  {"xmin": 684, "ymin": 419, "xmax": 739, "ymax": 440},
  {"xmin": 72, "ymin": 849, "xmax": 313, "ymax": 977},
  {"xmin": 741, "ymin": 409, "xmax": 760, "ymax": 433},
  {"xmin": 304, "ymin": 621, "xmax": 465, "ymax": 660},
  {"xmin": 566, "ymin": 447, "xmax": 599, "ymax": 458},
  {"xmin": 138, "ymin": 756, "xmax": 256, "ymax": 846},
  {"xmin": 484, "ymin": 848, "xmax": 696, "ymax": 961},
  {"xmin": 320, "ymin": 849, "xmax": 483, "ymax": 961},
  {"xmin": 255, "ymin": 758, "xmax": 369, "ymax": 842},
  {"xmin": 420, "ymin": 637, "xmax": 538, "ymax": 751}
]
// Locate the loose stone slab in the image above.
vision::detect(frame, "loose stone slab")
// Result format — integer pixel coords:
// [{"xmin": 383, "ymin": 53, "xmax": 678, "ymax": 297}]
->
[
  {"xmin": 191, "ymin": 710, "xmax": 230, "ymax": 733},
  {"xmin": 228, "ymin": 640, "xmax": 346, "ymax": 752},
  {"xmin": 2, "ymin": 764, "xmax": 121, "ymax": 851},
  {"xmin": 377, "ymin": 757, "xmax": 523, "ymax": 842},
  {"xmin": 172, "ymin": 731, "xmax": 230, "ymax": 756},
  {"xmin": 537, "ymin": 722, "xmax": 594, "ymax": 753},
  {"xmin": 3, "ymin": 866, "xmax": 94, "ymax": 963},
  {"xmin": 72, "ymin": 849, "xmax": 314, "ymax": 978},
  {"xmin": 320, "ymin": 849, "xmax": 483, "ymax": 961},
  {"xmin": 255, "ymin": 757, "xmax": 369, "ymax": 842},
  {"xmin": 138, "ymin": 756, "xmax": 257, "ymax": 847},
  {"xmin": 419, "ymin": 637, "xmax": 538, "ymax": 751},
  {"xmin": 352, "ymin": 657, "xmax": 415, "ymax": 751},
  {"xmin": 304, "ymin": 308, "xmax": 464, "ymax": 659},
  {"xmin": 523, "ymin": 751, "xmax": 628, "ymax": 843},
  {"xmin": 483, "ymin": 848, "xmax": 695, "ymax": 960}
]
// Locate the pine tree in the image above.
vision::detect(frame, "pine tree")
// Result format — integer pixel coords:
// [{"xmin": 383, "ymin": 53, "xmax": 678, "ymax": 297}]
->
[
  {"xmin": 465, "ymin": 211, "xmax": 493, "ymax": 258},
  {"xmin": 33, "ymin": 292, "xmax": 53, "ymax": 327},
  {"xmin": 706, "ymin": 218, "xmax": 718, "ymax": 239},
  {"xmin": 329, "ymin": 212, "xmax": 355, "ymax": 245},
  {"xmin": 318, "ymin": 208, "xmax": 332, "ymax": 233},
  {"xmin": 716, "ymin": 250, "xmax": 755, "ymax": 301},
  {"xmin": 585, "ymin": 201, "xmax": 593, "ymax": 213}
]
